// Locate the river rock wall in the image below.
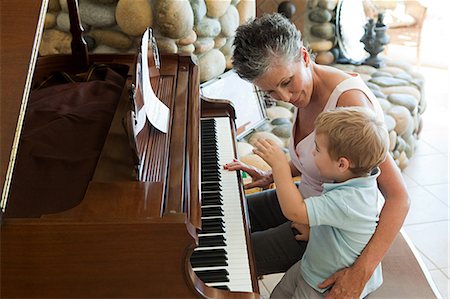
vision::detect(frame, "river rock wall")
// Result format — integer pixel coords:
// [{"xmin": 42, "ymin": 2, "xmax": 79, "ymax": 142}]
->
[{"xmin": 41, "ymin": 0, "xmax": 255, "ymax": 82}]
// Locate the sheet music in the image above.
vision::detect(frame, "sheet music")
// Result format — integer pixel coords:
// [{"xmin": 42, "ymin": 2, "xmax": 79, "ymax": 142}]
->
[{"xmin": 140, "ymin": 28, "xmax": 169, "ymax": 133}]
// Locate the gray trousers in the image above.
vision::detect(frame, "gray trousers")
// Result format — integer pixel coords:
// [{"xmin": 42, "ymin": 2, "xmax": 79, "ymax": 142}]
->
[
  {"xmin": 246, "ymin": 187, "xmax": 308, "ymax": 276},
  {"xmin": 270, "ymin": 260, "xmax": 326, "ymax": 299}
]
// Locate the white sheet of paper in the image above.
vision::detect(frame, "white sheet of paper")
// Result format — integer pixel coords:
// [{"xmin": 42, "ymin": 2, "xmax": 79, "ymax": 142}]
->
[{"xmin": 141, "ymin": 29, "xmax": 169, "ymax": 133}]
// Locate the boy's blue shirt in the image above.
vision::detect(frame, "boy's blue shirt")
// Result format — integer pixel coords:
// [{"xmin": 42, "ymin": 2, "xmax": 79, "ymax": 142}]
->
[{"xmin": 301, "ymin": 168, "xmax": 383, "ymax": 298}]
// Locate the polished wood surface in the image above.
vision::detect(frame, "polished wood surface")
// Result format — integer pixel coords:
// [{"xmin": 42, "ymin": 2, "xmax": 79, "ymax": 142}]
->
[{"xmin": 0, "ymin": 0, "xmax": 48, "ymax": 199}]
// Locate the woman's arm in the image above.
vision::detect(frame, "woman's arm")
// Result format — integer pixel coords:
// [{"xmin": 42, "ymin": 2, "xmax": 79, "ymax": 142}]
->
[{"xmin": 320, "ymin": 154, "xmax": 410, "ymax": 298}]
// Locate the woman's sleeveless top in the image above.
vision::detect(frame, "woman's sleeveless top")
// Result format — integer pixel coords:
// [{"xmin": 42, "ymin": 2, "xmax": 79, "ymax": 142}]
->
[{"xmin": 288, "ymin": 73, "xmax": 384, "ymax": 198}]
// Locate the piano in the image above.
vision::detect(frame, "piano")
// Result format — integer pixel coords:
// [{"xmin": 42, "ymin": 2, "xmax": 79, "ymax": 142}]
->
[{"xmin": 0, "ymin": 0, "xmax": 261, "ymax": 298}]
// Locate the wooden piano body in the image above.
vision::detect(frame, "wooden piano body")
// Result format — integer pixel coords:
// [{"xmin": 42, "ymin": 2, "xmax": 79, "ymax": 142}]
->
[{"xmin": 0, "ymin": 1, "xmax": 260, "ymax": 298}]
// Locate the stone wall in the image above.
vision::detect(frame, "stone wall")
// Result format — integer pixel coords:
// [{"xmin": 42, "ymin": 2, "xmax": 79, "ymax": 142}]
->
[{"xmin": 41, "ymin": 0, "xmax": 255, "ymax": 82}]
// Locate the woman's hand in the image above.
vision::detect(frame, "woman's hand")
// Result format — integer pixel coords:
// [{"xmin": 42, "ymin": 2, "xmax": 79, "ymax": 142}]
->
[
  {"xmin": 291, "ymin": 222, "xmax": 310, "ymax": 241},
  {"xmin": 253, "ymin": 138, "xmax": 288, "ymax": 168},
  {"xmin": 319, "ymin": 265, "xmax": 368, "ymax": 299},
  {"xmin": 224, "ymin": 159, "xmax": 274, "ymax": 189}
]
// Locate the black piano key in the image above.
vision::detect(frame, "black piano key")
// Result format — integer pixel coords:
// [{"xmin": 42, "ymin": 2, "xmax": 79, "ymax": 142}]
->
[
  {"xmin": 201, "ymin": 224, "xmax": 225, "ymax": 234},
  {"xmin": 194, "ymin": 269, "xmax": 229, "ymax": 283},
  {"xmin": 201, "ymin": 174, "xmax": 221, "ymax": 181},
  {"xmin": 201, "ymin": 206, "xmax": 224, "ymax": 217},
  {"xmin": 199, "ymin": 235, "xmax": 226, "ymax": 247},
  {"xmin": 190, "ymin": 257, "xmax": 228, "ymax": 268},
  {"xmin": 201, "ymin": 216, "xmax": 223, "ymax": 223},
  {"xmin": 213, "ymin": 285, "xmax": 230, "ymax": 291},
  {"xmin": 202, "ymin": 183, "xmax": 222, "ymax": 192},
  {"xmin": 201, "ymin": 198, "xmax": 223, "ymax": 206},
  {"xmin": 192, "ymin": 249, "xmax": 227, "ymax": 259}
]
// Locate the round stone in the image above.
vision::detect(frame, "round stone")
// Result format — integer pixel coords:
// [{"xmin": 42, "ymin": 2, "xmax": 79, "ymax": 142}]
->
[
  {"xmin": 378, "ymin": 66, "xmax": 406, "ymax": 76},
  {"xmin": 372, "ymin": 89, "xmax": 386, "ymax": 99},
  {"xmin": 381, "ymin": 86, "xmax": 421, "ymax": 102},
  {"xmin": 48, "ymin": 0, "xmax": 61, "ymax": 12},
  {"xmin": 214, "ymin": 36, "xmax": 227, "ymax": 49},
  {"xmin": 308, "ymin": 40, "xmax": 334, "ymax": 52},
  {"xmin": 271, "ymin": 118, "xmax": 292, "ymax": 126},
  {"xmin": 240, "ymin": 154, "xmax": 271, "ymax": 171},
  {"xmin": 154, "ymin": 0, "xmax": 193, "ymax": 39},
  {"xmin": 177, "ymin": 30, "xmax": 197, "ymax": 46},
  {"xmin": 79, "ymin": 0, "xmax": 116, "ymax": 27},
  {"xmin": 308, "ymin": 8, "xmax": 332, "ymax": 23},
  {"xmin": 388, "ymin": 105, "xmax": 413, "ymax": 136},
  {"xmin": 194, "ymin": 37, "xmax": 215, "ymax": 54},
  {"xmin": 310, "ymin": 23, "xmax": 335, "ymax": 39},
  {"xmin": 377, "ymin": 97, "xmax": 392, "ymax": 112},
  {"xmin": 90, "ymin": 29, "xmax": 133, "ymax": 49},
  {"xmin": 388, "ymin": 93, "xmax": 418, "ymax": 112},
  {"xmin": 116, "ymin": 0, "xmax": 153, "ymax": 36},
  {"xmin": 56, "ymin": 12, "xmax": 70, "ymax": 32},
  {"xmin": 179, "ymin": 44, "xmax": 195, "ymax": 53},
  {"xmin": 315, "ymin": 51, "xmax": 335, "ymax": 65},
  {"xmin": 389, "ymin": 130, "xmax": 397, "ymax": 152},
  {"xmin": 372, "ymin": 71, "xmax": 393, "ymax": 78},
  {"xmin": 369, "ymin": 76, "xmax": 409, "ymax": 87},
  {"xmin": 236, "ymin": 0, "xmax": 256, "ymax": 24},
  {"xmin": 205, "ymin": 0, "xmax": 231, "ymax": 18},
  {"xmin": 39, "ymin": 29, "xmax": 72, "ymax": 55},
  {"xmin": 220, "ymin": 5, "xmax": 239, "ymax": 37},
  {"xmin": 354, "ymin": 65, "xmax": 378, "ymax": 75},
  {"xmin": 198, "ymin": 49, "xmax": 226, "ymax": 82},
  {"xmin": 384, "ymin": 114, "xmax": 396, "ymax": 131},
  {"xmin": 195, "ymin": 17, "xmax": 221, "ymax": 37},
  {"xmin": 155, "ymin": 37, "xmax": 178, "ymax": 53},
  {"xmin": 272, "ymin": 125, "xmax": 292, "ymax": 138},
  {"xmin": 45, "ymin": 13, "xmax": 57, "ymax": 29},
  {"xmin": 237, "ymin": 142, "xmax": 254, "ymax": 157},
  {"xmin": 266, "ymin": 106, "xmax": 293, "ymax": 120},
  {"xmin": 190, "ymin": 0, "xmax": 207, "ymax": 25},
  {"xmin": 318, "ymin": 0, "xmax": 337, "ymax": 10}
]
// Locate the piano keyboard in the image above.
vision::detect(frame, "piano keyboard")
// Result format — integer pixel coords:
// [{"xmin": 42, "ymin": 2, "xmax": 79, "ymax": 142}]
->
[{"xmin": 191, "ymin": 117, "xmax": 253, "ymax": 292}]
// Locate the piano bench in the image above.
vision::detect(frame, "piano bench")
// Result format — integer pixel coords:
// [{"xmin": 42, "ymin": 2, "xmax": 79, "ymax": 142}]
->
[{"xmin": 366, "ymin": 230, "xmax": 441, "ymax": 298}]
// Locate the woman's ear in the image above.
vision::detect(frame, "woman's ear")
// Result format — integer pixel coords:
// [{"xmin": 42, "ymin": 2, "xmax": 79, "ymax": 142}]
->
[
  {"xmin": 301, "ymin": 47, "xmax": 310, "ymax": 67},
  {"xmin": 337, "ymin": 157, "xmax": 350, "ymax": 172}
]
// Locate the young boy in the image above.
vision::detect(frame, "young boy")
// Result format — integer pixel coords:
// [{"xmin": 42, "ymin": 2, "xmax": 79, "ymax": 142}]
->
[{"xmin": 253, "ymin": 107, "xmax": 389, "ymax": 299}]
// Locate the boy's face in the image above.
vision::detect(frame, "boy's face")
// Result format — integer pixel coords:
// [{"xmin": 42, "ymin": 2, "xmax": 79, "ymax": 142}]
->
[{"xmin": 312, "ymin": 133, "xmax": 339, "ymax": 181}]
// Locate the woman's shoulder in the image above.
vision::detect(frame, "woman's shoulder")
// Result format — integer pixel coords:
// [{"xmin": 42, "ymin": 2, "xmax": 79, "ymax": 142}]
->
[{"xmin": 317, "ymin": 65, "xmax": 355, "ymax": 91}]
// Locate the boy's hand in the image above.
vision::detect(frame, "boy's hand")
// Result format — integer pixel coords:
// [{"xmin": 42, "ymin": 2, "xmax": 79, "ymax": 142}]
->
[{"xmin": 253, "ymin": 138, "xmax": 287, "ymax": 167}]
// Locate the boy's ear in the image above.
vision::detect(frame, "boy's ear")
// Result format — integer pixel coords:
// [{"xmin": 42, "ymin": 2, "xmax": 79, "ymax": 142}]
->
[{"xmin": 337, "ymin": 157, "xmax": 350, "ymax": 172}]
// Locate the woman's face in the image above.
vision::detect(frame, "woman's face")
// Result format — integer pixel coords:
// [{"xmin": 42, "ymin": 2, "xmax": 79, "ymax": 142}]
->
[{"xmin": 254, "ymin": 53, "xmax": 312, "ymax": 108}]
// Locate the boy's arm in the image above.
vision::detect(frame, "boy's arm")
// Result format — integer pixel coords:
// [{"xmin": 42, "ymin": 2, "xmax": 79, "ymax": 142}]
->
[
  {"xmin": 253, "ymin": 138, "xmax": 309, "ymax": 224},
  {"xmin": 271, "ymin": 163, "xmax": 309, "ymax": 224}
]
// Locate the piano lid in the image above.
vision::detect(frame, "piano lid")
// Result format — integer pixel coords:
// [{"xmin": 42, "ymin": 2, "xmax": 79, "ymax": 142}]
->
[{"xmin": 0, "ymin": 0, "xmax": 49, "ymax": 212}]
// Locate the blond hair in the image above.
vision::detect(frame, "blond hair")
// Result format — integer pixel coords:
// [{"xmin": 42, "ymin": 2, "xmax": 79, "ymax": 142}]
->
[{"xmin": 314, "ymin": 107, "xmax": 389, "ymax": 175}]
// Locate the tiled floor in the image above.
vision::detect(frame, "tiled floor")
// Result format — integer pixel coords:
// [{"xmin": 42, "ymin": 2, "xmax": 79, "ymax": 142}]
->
[{"xmin": 259, "ymin": 3, "xmax": 450, "ymax": 298}]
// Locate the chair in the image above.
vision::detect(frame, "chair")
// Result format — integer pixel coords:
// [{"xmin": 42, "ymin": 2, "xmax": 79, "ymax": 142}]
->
[{"xmin": 386, "ymin": 0, "xmax": 427, "ymax": 62}]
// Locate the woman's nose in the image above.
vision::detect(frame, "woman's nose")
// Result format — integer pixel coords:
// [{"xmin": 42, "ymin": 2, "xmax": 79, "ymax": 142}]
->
[{"xmin": 275, "ymin": 89, "xmax": 292, "ymax": 102}]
